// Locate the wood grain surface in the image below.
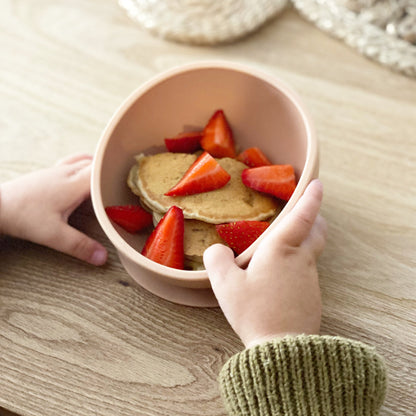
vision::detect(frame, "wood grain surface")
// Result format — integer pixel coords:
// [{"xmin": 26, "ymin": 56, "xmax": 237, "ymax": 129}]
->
[{"xmin": 1, "ymin": 1, "xmax": 415, "ymax": 415}]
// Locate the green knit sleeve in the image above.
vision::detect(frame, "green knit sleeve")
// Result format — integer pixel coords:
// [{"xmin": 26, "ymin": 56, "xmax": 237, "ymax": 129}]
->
[{"xmin": 218, "ymin": 335, "xmax": 387, "ymax": 416}]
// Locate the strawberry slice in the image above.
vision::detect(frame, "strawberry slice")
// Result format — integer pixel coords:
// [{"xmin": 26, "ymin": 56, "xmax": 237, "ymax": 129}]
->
[
  {"xmin": 237, "ymin": 147, "xmax": 272, "ymax": 168},
  {"xmin": 200, "ymin": 110, "xmax": 236, "ymax": 158},
  {"xmin": 164, "ymin": 131, "xmax": 203, "ymax": 153},
  {"xmin": 242, "ymin": 165, "xmax": 297, "ymax": 201},
  {"xmin": 105, "ymin": 205, "xmax": 153, "ymax": 233},
  {"xmin": 165, "ymin": 151, "xmax": 231, "ymax": 196},
  {"xmin": 141, "ymin": 206, "xmax": 184, "ymax": 269},
  {"xmin": 216, "ymin": 221, "xmax": 270, "ymax": 255}
]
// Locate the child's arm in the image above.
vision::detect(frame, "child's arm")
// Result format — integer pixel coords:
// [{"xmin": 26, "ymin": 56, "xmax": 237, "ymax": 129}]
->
[
  {"xmin": 0, "ymin": 154, "xmax": 107, "ymax": 265},
  {"xmin": 204, "ymin": 180, "xmax": 386, "ymax": 416}
]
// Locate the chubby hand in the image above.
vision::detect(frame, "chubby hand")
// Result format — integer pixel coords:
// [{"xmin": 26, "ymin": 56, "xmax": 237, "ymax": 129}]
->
[
  {"xmin": 0, "ymin": 154, "xmax": 107, "ymax": 266},
  {"xmin": 204, "ymin": 179, "xmax": 327, "ymax": 348}
]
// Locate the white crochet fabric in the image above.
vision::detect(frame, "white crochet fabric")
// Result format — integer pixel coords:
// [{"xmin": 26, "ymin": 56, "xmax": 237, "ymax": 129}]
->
[
  {"xmin": 119, "ymin": 0, "xmax": 288, "ymax": 45},
  {"xmin": 119, "ymin": 0, "xmax": 415, "ymax": 77},
  {"xmin": 292, "ymin": 0, "xmax": 416, "ymax": 77}
]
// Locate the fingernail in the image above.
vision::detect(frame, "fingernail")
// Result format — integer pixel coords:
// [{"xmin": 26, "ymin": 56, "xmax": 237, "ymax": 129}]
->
[{"xmin": 90, "ymin": 248, "xmax": 107, "ymax": 266}]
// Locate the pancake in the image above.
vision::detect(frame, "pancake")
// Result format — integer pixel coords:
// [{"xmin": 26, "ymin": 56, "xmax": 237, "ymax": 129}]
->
[
  {"xmin": 127, "ymin": 163, "xmax": 141, "ymax": 197},
  {"xmin": 127, "ymin": 163, "xmax": 156, "ymax": 213},
  {"xmin": 152, "ymin": 212, "xmax": 225, "ymax": 269},
  {"xmin": 128, "ymin": 152, "xmax": 280, "ymax": 224}
]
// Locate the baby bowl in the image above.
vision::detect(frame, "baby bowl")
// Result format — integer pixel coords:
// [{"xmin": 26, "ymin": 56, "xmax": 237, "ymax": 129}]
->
[{"xmin": 91, "ymin": 61, "xmax": 318, "ymax": 307}]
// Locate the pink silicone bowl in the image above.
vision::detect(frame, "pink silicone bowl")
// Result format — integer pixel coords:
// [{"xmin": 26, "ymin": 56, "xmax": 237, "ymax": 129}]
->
[{"xmin": 91, "ymin": 61, "xmax": 318, "ymax": 307}]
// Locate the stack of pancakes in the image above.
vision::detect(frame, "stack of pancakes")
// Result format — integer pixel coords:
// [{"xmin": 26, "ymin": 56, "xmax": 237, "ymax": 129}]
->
[{"xmin": 127, "ymin": 152, "xmax": 281, "ymax": 269}]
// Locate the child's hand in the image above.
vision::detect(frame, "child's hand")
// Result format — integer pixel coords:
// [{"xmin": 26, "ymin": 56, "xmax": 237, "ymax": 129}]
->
[
  {"xmin": 204, "ymin": 179, "xmax": 327, "ymax": 348},
  {"xmin": 0, "ymin": 154, "xmax": 107, "ymax": 266}
]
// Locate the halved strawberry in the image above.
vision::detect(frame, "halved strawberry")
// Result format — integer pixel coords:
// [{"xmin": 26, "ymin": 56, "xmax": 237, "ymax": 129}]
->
[
  {"xmin": 242, "ymin": 165, "xmax": 296, "ymax": 201},
  {"xmin": 141, "ymin": 206, "xmax": 184, "ymax": 269},
  {"xmin": 200, "ymin": 110, "xmax": 236, "ymax": 158},
  {"xmin": 216, "ymin": 221, "xmax": 270, "ymax": 255},
  {"xmin": 165, "ymin": 151, "xmax": 231, "ymax": 196},
  {"xmin": 237, "ymin": 147, "xmax": 272, "ymax": 168},
  {"xmin": 105, "ymin": 205, "xmax": 153, "ymax": 233},
  {"xmin": 164, "ymin": 131, "xmax": 203, "ymax": 153}
]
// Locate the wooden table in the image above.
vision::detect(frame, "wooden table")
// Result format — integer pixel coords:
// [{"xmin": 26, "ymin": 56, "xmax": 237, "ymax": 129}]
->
[{"xmin": 1, "ymin": 1, "xmax": 415, "ymax": 415}]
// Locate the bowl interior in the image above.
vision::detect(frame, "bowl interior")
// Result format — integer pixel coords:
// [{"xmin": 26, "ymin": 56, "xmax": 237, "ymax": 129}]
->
[{"xmin": 94, "ymin": 64, "xmax": 314, "ymax": 284}]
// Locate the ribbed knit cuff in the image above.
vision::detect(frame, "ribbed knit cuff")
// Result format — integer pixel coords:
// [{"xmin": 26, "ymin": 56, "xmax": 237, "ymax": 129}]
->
[{"xmin": 219, "ymin": 335, "xmax": 387, "ymax": 416}]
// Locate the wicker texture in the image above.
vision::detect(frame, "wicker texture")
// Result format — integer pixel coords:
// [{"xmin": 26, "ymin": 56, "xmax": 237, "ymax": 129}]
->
[{"xmin": 119, "ymin": 0, "xmax": 288, "ymax": 45}]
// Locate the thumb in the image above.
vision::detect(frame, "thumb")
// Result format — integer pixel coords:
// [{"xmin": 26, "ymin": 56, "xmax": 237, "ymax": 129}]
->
[
  {"xmin": 277, "ymin": 179, "xmax": 323, "ymax": 247},
  {"xmin": 49, "ymin": 224, "xmax": 108, "ymax": 266},
  {"xmin": 203, "ymin": 243, "xmax": 239, "ymax": 289}
]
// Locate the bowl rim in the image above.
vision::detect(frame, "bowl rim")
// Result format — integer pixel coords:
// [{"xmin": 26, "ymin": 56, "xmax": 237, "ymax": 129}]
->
[{"xmin": 91, "ymin": 60, "xmax": 318, "ymax": 283}]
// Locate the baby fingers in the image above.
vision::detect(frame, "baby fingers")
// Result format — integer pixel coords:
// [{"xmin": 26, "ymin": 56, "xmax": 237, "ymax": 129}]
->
[
  {"xmin": 55, "ymin": 153, "xmax": 93, "ymax": 166},
  {"xmin": 278, "ymin": 179, "xmax": 323, "ymax": 247},
  {"xmin": 303, "ymin": 214, "xmax": 327, "ymax": 257},
  {"xmin": 47, "ymin": 223, "xmax": 108, "ymax": 266}
]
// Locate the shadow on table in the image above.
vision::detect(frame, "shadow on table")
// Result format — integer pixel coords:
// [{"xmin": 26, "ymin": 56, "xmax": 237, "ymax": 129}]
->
[{"xmin": 0, "ymin": 408, "xmax": 21, "ymax": 416}]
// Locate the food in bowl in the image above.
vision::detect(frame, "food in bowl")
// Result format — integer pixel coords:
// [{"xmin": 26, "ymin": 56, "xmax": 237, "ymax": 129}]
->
[
  {"xmin": 129, "ymin": 152, "xmax": 279, "ymax": 222},
  {"xmin": 105, "ymin": 109, "xmax": 297, "ymax": 270},
  {"xmin": 91, "ymin": 61, "xmax": 318, "ymax": 306}
]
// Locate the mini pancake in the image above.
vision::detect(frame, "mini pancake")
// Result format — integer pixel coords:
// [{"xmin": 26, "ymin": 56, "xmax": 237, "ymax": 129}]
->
[
  {"xmin": 153, "ymin": 212, "xmax": 224, "ymax": 269},
  {"xmin": 128, "ymin": 152, "xmax": 280, "ymax": 224},
  {"xmin": 127, "ymin": 163, "xmax": 156, "ymax": 213}
]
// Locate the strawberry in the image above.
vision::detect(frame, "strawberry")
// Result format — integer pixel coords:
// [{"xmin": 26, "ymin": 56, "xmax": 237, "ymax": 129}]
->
[
  {"xmin": 105, "ymin": 205, "xmax": 153, "ymax": 233},
  {"xmin": 141, "ymin": 206, "xmax": 184, "ymax": 269},
  {"xmin": 200, "ymin": 110, "xmax": 236, "ymax": 158},
  {"xmin": 237, "ymin": 147, "xmax": 272, "ymax": 168},
  {"xmin": 165, "ymin": 151, "xmax": 231, "ymax": 196},
  {"xmin": 242, "ymin": 165, "xmax": 296, "ymax": 201},
  {"xmin": 164, "ymin": 131, "xmax": 203, "ymax": 153},
  {"xmin": 216, "ymin": 221, "xmax": 270, "ymax": 255}
]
